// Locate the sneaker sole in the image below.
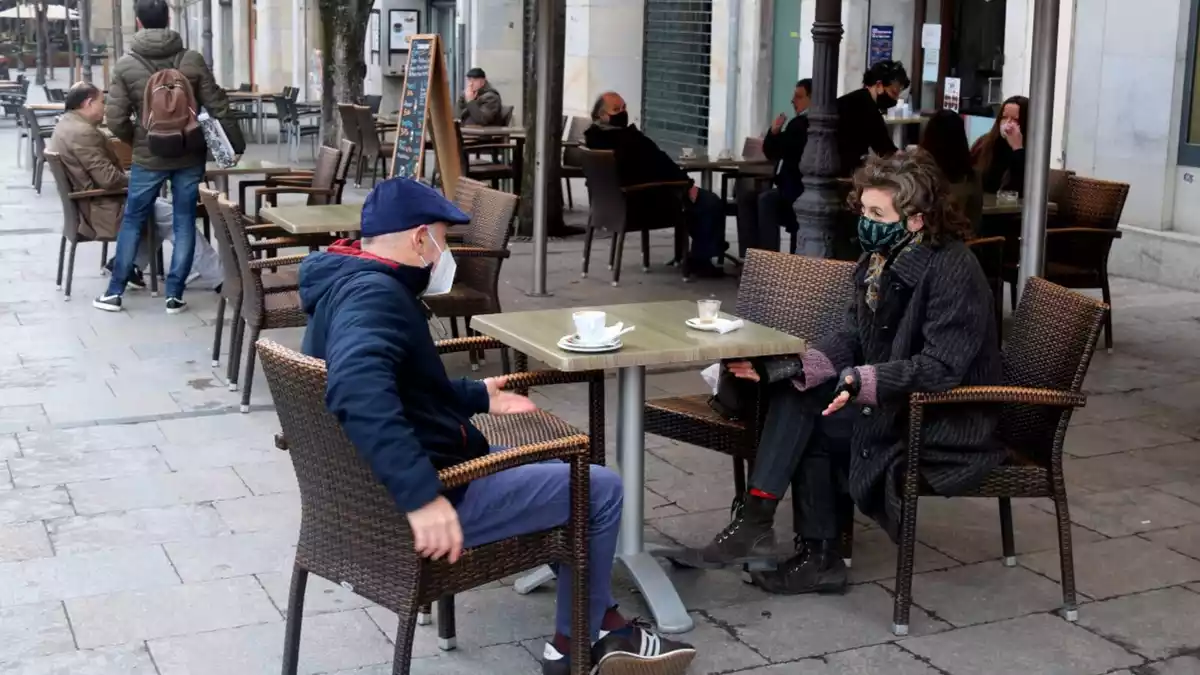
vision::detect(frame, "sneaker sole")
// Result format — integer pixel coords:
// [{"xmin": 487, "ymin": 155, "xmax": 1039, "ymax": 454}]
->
[
  {"xmin": 595, "ymin": 649, "xmax": 696, "ymax": 675},
  {"xmin": 92, "ymin": 300, "xmax": 121, "ymax": 312},
  {"xmin": 165, "ymin": 305, "xmax": 187, "ymax": 315}
]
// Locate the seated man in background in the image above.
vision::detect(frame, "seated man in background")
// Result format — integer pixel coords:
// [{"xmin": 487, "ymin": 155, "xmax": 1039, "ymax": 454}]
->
[
  {"xmin": 48, "ymin": 82, "xmax": 223, "ymax": 293},
  {"xmin": 585, "ymin": 91, "xmax": 726, "ymax": 277},
  {"xmin": 298, "ymin": 177, "xmax": 696, "ymax": 675},
  {"xmin": 458, "ymin": 67, "xmax": 505, "ymax": 126},
  {"xmin": 737, "ymin": 78, "xmax": 810, "ymax": 254}
]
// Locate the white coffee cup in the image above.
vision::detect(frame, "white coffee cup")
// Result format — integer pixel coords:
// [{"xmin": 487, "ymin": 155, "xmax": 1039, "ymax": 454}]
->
[
  {"xmin": 680, "ymin": 147, "xmax": 696, "ymax": 160},
  {"xmin": 572, "ymin": 310, "xmax": 608, "ymax": 345}
]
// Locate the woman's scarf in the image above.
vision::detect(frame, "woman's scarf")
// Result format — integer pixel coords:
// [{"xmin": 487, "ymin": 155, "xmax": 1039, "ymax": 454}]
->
[{"xmin": 864, "ymin": 231, "xmax": 925, "ymax": 312}]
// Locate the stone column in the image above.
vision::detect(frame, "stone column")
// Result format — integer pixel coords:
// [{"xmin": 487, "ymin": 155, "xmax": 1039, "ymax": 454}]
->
[
  {"xmin": 232, "ymin": 0, "xmax": 249, "ymax": 87},
  {"xmin": 793, "ymin": 0, "xmax": 844, "ymax": 258}
]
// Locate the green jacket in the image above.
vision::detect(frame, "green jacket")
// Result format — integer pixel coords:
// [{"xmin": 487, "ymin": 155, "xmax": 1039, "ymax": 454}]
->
[{"xmin": 106, "ymin": 28, "xmax": 245, "ymax": 171}]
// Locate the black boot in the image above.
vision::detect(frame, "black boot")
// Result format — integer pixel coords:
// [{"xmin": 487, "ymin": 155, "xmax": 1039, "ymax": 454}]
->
[
  {"xmin": 750, "ymin": 538, "xmax": 848, "ymax": 595},
  {"xmin": 689, "ymin": 495, "xmax": 779, "ymax": 569}
]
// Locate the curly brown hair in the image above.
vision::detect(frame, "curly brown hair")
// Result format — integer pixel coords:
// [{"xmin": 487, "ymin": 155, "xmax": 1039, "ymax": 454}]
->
[{"xmin": 846, "ymin": 149, "xmax": 972, "ymax": 246}]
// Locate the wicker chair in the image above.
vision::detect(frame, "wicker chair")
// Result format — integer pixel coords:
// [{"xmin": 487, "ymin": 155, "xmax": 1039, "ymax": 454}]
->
[
  {"xmin": 561, "ymin": 115, "xmax": 591, "ymax": 209},
  {"xmin": 889, "ymin": 277, "xmax": 1107, "ymax": 636},
  {"xmin": 238, "ymin": 139, "xmax": 357, "ymax": 216},
  {"xmin": 424, "ymin": 184, "xmax": 518, "ymax": 371},
  {"xmin": 719, "ymin": 136, "xmax": 769, "ymax": 215},
  {"xmin": 44, "ymin": 151, "xmax": 160, "ymax": 298},
  {"xmin": 210, "ymin": 195, "xmax": 309, "ymax": 412},
  {"xmin": 644, "ymin": 251, "xmax": 857, "ymax": 553},
  {"xmin": 355, "ymin": 105, "xmax": 394, "ymax": 187},
  {"xmin": 967, "ymin": 236, "xmax": 1006, "ymax": 344},
  {"xmin": 455, "ymin": 120, "xmax": 516, "ymax": 189},
  {"xmin": 255, "ymin": 339, "xmax": 593, "ymax": 675},
  {"xmin": 1003, "ymin": 176, "xmax": 1128, "ymax": 351},
  {"xmin": 577, "ymin": 147, "xmax": 691, "ymax": 286},
  {"xmin": 200, "ymin": 187, "xmax": 303, "ymax": 377},
  {"xmin": 22, "ymin": 106, "xmax": 52, "ymax": 194}
]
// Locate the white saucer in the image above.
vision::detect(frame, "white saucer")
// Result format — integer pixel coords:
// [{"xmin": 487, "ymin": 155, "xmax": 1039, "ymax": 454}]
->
[
  {"xmin": 557, "ymin": 334, "xmax": 623, "ymax": 353},
  {"xmin": 685, "ymin": 317, "xmax": 723, "ymax": 332}
]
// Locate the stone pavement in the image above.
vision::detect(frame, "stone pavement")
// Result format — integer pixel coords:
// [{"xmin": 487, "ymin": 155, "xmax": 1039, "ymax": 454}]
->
[{"xmin": 1, "ymin": 78, "xmax": 1200, "ymax": 674}]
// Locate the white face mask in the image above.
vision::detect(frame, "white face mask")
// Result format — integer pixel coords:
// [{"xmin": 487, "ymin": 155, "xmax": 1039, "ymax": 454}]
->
[{"xmin": 418, "ymin": 234, "xmax": 456, "ymax": 297}]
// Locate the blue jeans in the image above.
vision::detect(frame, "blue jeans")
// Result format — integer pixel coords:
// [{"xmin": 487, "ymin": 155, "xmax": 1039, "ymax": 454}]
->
[
  {"xmin": 106, "ymin": 163, "xmax": 205, "ymax": 299},
  {"xmin": 688, "ymin": 187, "xmax": 726, "ymax": 263},
  {"xmin": 457, "ymin": 448, "xmax": 622, "ymax": 639}
]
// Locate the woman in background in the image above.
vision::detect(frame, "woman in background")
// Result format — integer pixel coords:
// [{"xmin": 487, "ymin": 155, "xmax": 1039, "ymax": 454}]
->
[
  {"xmin": 921, "ymin": 110, "xmax": 983, "ymax": 232},
  {"xmin": 971, "ymin": 95, "xmax": 1029, "ymax": 195}
]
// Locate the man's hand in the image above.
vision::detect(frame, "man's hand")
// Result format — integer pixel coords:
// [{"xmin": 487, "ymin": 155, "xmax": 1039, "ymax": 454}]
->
[
  {"xmin": 688, "ymin": 184, "xmax": 700, "ymax": 202},
  {"xmin": 463, "ymin": 82, "xmax": 477, "ymax": 103},
  {"xmin": 484, "ymin": 376, "xmax": 538, "ymax": 415},
  {"xmin": 771, "ymin": 113, "xmax": 787, "ymax": 134},
  {"xmin": 726, "ymin": 360, "xmax": 760, "ymax": 382},
  {"xmin": 406, "ymin": 496, "xmax": 464, "ymax": 563}
]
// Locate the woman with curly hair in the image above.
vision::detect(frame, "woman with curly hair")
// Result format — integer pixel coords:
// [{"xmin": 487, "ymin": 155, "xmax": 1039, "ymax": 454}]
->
[
  {"xmin": 686, "ymin": 150, "xmax": 1004, "ymax": 595},
  {"xmin": 971, "ymin": 95, "xmax": 1029, "ymax": 194}
]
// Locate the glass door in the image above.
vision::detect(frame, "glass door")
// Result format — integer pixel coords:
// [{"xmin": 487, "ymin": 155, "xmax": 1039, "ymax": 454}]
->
[{"xmin": 431, "ymin": 1, "xmax": 459, "ymax": 87}]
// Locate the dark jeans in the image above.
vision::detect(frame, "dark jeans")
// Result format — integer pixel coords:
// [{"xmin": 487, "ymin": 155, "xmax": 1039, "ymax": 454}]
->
[
  {"xmin": 458, "ymin": 448, "xmax": 622, "ymax": 639},
  {"xmin": 687, "ymin": 187, "xmax": 726, "ymax": 263},
  {"xmin": 749, "ymin": 380, "xmax": 854, "ymax": 540},
  {"xmin": 736, "ymin": 187, "xmax": 798, "ymax": 255},
  {"xmin": 106, "ymin": 163, "xmax": 205, "ymax": 299}
]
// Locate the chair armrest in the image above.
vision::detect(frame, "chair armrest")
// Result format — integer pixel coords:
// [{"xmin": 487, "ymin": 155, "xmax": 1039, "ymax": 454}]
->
[
  {"xmin": 465, "ymin": 142, "xmax": 517, "ymax": 152},
  {"xmin": 449, "ymin": 246, "xmax": 511, "ymax": 259},
  {"xmin": 911, "ymin": 386, "xmax": 1087, "ymax": 409},
  {"xmin": 623, "ymin": 180, "xmax": 691, "ymax": 193},
  {"xmin": 68, "ymin": 188, "xmax": 127, "ymax": 200},
  {"xmin": 249, "ymin": 237, "xmax": 303, "ymax": 251},
  {"xmin": 437, "ymin": 435, "xmax": 589, "ymax": 489},
  {"xmin": 249, "ymin": 253, "xmax": 308, "ymax": 270}
]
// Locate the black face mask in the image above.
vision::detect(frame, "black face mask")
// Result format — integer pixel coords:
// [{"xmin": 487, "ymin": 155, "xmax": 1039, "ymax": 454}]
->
[
  {"xmin": 608, "ymin": 111, "xmax": 629, "ymax": 128},
  {"xmin": 877, "ymin": 93, "xmax": 897, "ymax": 112}
]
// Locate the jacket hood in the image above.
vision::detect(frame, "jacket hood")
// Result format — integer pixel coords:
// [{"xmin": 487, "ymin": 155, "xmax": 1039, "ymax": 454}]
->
[
  {"xmin": 130, "ymin": 29, "xmax": 184, "ymax": 59},
  {"xmin": 299, "ymin": 241, "xmax": 430, "ymax": 315}
]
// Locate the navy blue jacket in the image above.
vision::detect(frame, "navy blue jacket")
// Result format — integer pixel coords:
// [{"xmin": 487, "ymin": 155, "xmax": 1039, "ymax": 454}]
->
[{"xmin": 299, "ymin": 244, "xmax": 491, "ymax": 513}]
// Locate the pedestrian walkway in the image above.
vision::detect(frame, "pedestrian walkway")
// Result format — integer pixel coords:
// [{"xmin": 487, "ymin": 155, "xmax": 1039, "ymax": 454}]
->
[{"xmin": 1, "ymin": 76, "xmax": 1199, "ymax": 674}]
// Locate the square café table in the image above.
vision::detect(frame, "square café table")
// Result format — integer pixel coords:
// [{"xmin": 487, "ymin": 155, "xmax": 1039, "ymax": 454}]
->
[
  {"xmin": 258, "ymin": 203, "xmax": 363, "ymax": 235},
  {"xmin": 472, "ymin": 300, "xmax": 805, "ymax": 633}
]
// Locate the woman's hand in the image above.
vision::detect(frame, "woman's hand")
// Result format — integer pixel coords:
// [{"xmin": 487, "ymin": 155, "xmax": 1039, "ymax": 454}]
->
[
  {"xmin": 725, "ymin": 360, "xmax": 760, "ymax": 382},
  {"xmin": 823, "ymin": 369, "xmax": 860, "ymax": 416},
  {"xmin": 1002, "ymin": 121, "xmax": 1023, "ymax": 150}
]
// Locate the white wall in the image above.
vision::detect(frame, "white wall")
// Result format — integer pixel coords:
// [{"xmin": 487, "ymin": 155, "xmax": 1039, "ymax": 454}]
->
[
  {"xmin": 707, "ymin": 0, "xmax": 771, "ymax": 152},
  {"xmin": 1003, "ymin": 0, "xmax": 1075, "ymax": 169},
  {"xmin": 562, "ymin": 0, "xmax": 646, "ymax": 125},
  {"xmin": 469, "ymin": 0, "xmax": 523, "ymax": 118}
]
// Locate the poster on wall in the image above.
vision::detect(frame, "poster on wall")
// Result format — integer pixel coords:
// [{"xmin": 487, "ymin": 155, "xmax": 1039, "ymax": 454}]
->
[
  {"xmin": 943, "ymin": 77, "xmax": 961, "ymax": 112},
  {"xmin": 369, "ymin": 11, "xmax": 381, "ymax": 64},
  {"xmin": 869, "ymin": 25, "xmax": 893, "ymax": 66},
  {"xmin": 389, "ymin": 9, "xmax": 420, "ymax": 53}
]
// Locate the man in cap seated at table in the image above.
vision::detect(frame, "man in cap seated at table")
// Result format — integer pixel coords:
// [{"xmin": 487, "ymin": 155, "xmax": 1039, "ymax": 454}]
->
[
  {"xmin": 298, "ymin": 177, "xmax": 697, "ymax": 675},
  {"xmin": 458, "ymin": 67, "xmax": 506, "ymax": 127}
]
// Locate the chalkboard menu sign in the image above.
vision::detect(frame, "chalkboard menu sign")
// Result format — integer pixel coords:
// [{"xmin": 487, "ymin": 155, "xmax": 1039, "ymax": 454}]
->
[{"xmin": 389, "ymin": 33, "xmax": 463, "ymax": 199}]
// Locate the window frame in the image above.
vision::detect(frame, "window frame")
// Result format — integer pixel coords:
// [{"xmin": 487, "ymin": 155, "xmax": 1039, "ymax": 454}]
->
[{"xmin": 1179, "ymin": 0, "xmax": 1200, "ymax": 165}]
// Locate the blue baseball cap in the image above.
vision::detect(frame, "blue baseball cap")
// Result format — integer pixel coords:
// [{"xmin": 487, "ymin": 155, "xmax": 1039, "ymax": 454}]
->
[{"xmin": 360, "ymin": 178, "xmax": 470, "ymax": 238}]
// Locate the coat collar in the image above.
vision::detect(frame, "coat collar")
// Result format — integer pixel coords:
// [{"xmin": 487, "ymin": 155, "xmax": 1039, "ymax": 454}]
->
[{"xmin": 887, "ymin": 240, "xmax": 935, "ymax": 288}]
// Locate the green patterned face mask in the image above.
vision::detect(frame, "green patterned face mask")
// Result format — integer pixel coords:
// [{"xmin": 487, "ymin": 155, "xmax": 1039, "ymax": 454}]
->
[{"xmin": 857, "ymin": 215, "xmax": 909, "ymax": 253}]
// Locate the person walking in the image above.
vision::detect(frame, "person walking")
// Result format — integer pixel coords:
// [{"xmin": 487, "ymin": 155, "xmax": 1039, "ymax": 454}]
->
[{"xmin": 95, "ymin": 0, "xmax": 244, "ymax": 314}]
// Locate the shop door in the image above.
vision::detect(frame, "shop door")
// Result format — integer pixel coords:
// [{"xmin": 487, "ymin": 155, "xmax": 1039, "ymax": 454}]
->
[
  {"xmin": 641, "ymin": 0, "xmax": 712, "ymax": 155},
  {"xmin": 770, "ymin": 0, "xmax": 802, "ymax": 121}
]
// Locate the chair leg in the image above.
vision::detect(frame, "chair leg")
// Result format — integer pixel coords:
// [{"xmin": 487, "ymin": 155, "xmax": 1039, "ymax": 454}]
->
[
  {"xmin": 466, "ymin": 323, "xmax": 479, "ymax": 371},
  {"xmin": 449, "ymin": 317, "xmax": 460, "ymax": 339},
  {"xmin": 436, "ymin": 595, "xmax": 456, "ymax": 651},
  {"xmin": 1053, "ymin": 486, "xmax": 1079, "ymax": 621},
  {"xmin": 100, "ymin": 241, "xmax": 109, "ymax": 273},
  {"xmin": 789, "ymin": 230, "xmax": 798, "ymax": 255},
  {"xmin": 354, "ymin": 155, "xmax": 365, "ymax": 188},
  {"xmin": 63, "ymin": 241, "xmax": 78, "ymax": 299},
  {"xmin": 1008, "ymin": 280, "xmax": 1018, "ymax": 315},
  {"xmin": 55, "ymin": 236, "xmax": 66, "ymax": 289},
  {"xmin": 145, "ymin": 222, "xmax": 160, "ymax": 298},
  {"xmin": 607, "ymin": 231, "xmax": 619, "ymax": 270},
  {"xmin": 1100, "ymin": 277, "xmax": 1114, "ymax": 352},
  {"xmin": 500, "ymin": 347, "xmax": 512, "ymax": 374},
  {"xmin": 891, "ymin": 493, "xmax": 920, "ymax": 636},
  {"xmin": 837, "ymin": 495, "xmax": 856, "ymax": 567},
  {"xmin": 611, "ymin": 232, "xmax": 626, "ymax": 287},
  {"xmin": 280, "ymin": 565, "xmax": 308, "ymax": 675},
  {"xmin": 240, "ymin": 326, "xmax": 262, "ymax": 413},
  {"xmin": 417, "ymin": 604, "xmax": 432, "ymax": 625},
  {"xmin": 394, "ymin": 603, "xmax": 424, "ymax": 675},
  {"xmin": 565, "ymin": 178, "xmax": 574, "ymax": 209},
  {"xmin": 999, "ymin": 497, "xmax": 1016, "ymax": 566},
  {"xmin": 211, "ymin": 296, "xmax": 227, "ymax": 367},
  {"xmin": 641, "ymin": 229, "xmax": 651, "ymax": 272},
  {"xmin": 227, "ymin": 297, "xmax": 245, "ymax": 388}
]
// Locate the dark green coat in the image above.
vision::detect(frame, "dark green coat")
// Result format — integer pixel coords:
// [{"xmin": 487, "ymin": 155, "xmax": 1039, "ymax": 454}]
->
[{"xmin": 105, "ymin": 29, "xmax": 246, "ymax": 171}]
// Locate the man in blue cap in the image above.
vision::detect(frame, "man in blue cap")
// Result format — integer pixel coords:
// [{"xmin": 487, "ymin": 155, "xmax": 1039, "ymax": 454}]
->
[{"xmin": 299, "ymin": 178, "xmax": 696, "ymax": 675}]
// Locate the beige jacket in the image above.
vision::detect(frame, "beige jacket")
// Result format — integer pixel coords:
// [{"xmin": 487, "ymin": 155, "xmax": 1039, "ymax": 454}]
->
[{"xmin": 48, "ymin": 111, "xmax": 129, "ymax": 241}]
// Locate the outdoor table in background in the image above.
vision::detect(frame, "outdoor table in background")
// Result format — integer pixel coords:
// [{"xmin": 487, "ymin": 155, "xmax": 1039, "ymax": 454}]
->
[
  {"xmin": 678, "ymin": 155, "xmax": 774, "ymax": 192},
  {"xmin": 471, "ymin": 300, "xmax": 805, "ymax": 634},
  {"xmin": 983, "ymin": 194, "xmax": 1058, "ymax": 217},
  {"xmin": 885, "ymin": 115, "xmax": 925, "ymax": 147},
  {"xmin": 226, "ymin": 91, "xmax": 281, "ymax": 144},
  {"xmin": 205, "ymin": 158, "xmax": 294, "ymax": 198},
  {"xmin": 259, "ymin": 203, "xmax": 363, "ymax": 236},
  {"xmin": 24, "ymin": 102, "xmax": 64, "ymax": 112}
]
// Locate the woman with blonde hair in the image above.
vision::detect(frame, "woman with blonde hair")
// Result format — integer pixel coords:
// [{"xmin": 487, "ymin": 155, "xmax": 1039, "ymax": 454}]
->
[{"xmin": 685, "ymin": 150, "xmax": 1004, "ymax": 596}]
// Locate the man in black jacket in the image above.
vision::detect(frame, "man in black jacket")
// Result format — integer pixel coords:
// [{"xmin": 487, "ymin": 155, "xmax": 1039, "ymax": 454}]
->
[
  {"xmin": 299, "ymin": 177, "xmax": 696, "ymax": 675},
  {"xmin": 835, "ymin": 60, "xmax": 909, "ymax": 176},
  {"xmin": 584, "ymin": 91, "xmax": 727, "ymax": 277},
  {"xmin": 736, "ymin": 79, "xmax": 810, "ymax": 254}
]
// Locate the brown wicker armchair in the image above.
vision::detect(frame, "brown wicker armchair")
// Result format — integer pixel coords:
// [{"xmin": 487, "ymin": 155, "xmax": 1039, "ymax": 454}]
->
[
  {"xmin": 355, "ymin": 105, "xmax": 394, "ymax": 187},
  {"xmin": 577, "ymin": 147, "xmax": 691, "ymax": 286},
  {"xmin": 889, "ymin": 277, "xmax": 1107, "ymax": 636},
  {"xmin": 561, "ymin": 115, "xmax": 591, "ymax": 209},
  {"xmin": 1003, "ymin": 176, "xmax": 1128, "ymax": 351},
  {"xmin": 644, "ymin": 251, "xmax": 857, "ymax": 553},
  {"xmin": 210, "ymin": 194, "xmax": 309, "ymax": 413},
  {"xmin": 424, "ymin": 184, "xmax": 519, "ymax": 371},
  {"xmin": 240, "ymin": 145, "xmax": 345, "ymax": 251},
  {"xmin": 44, "ymin": 151, "xmax": 160, "ymax": 298},
  {"xmin": 238, "ymin": 139, "xmax": 357, "ymax": 215},
  {"xmin": 255, "ymin": 339, "xmax": 593, "ymax": 675}
]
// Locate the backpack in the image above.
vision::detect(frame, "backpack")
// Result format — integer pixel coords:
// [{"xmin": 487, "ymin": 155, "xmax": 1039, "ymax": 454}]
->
[{"xmin": 130, "ymin": 52, "xmax": 205, "ymax": 159}]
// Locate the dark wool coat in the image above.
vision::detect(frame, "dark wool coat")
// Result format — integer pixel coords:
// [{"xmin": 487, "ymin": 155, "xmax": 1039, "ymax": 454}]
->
[{"xmin": 804, "ymin": 239, "xmax": 1006, "ymax": 541}]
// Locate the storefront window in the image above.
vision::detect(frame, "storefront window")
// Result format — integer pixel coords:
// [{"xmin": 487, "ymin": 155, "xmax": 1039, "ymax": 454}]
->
[{"xmin": 1181, "ymin": 0, "xmax": 1200, "ymax": 163}]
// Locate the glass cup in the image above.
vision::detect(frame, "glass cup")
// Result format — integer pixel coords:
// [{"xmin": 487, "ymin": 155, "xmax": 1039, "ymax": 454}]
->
[
  {"xmin": 697, "ymin": 299, "xmax": 721, "ymax": 322},
  {"xmin": 996, "ymin": 190, "xmax": 1019, "ymax": 205},
  {"xmin": 679, "ymin": 147, "xmax": 696, "ymax": 160}
]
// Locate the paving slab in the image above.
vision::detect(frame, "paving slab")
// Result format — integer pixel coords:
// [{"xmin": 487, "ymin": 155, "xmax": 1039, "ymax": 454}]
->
[
  {"xmin": 0, "ymin": 644, "xmax": 159, "ymax": 675},
  {"xmin": 47, "ymin": 503, "xmax": 229, "ymax": 554},
  {"xmin": 1157, "ymin": 480, "xmax": 1200, "ymax": 507},
  {"xmin": 7, "ymin": 446, "xmax": 170, "ymax": 488},
  {"xmin": 901, "ymin": 613, "xmax": 1143, "ymax": 675},
  {"xmin": 233, "ymin": 460, "xmax": 300, "ymax": 495},
  {"xmin": 366, "ymin": 585, "xmax": 558, "ymax": 651},
  {"xmin": 0, "ymin": 602, "xmax": 75, "ymax": 662},
  {"xmin": 0, "ymin": 545, "xmax": 180, "ymax": 607},
  {"xmin": 213, "ymin": 492, "xmax": 302, "ymax": 534},
  {"xmin": 1020, "ymin": 536, "xmax": 1200, "ymax": 600},
  {"xmin": 164, "ymin": 531, "xmax": 295, "ymax": 582},
  {"xmin": 879, "ymin": 560, "xmax": 1068, "ymax": 627},
  {"xmin": 0, "ymin": 486, "xmax": 73, "ymax": 526},
  {"xmin": 0, "ymin": 521, "xmax": 53, "ymax": 563},
  {"xmin": 1063, "ymin": 451, "xmax": 1194, "ymax": 493},
  {"xmin": 157, "ymin": 437, "xmax": 284, "ymax": 470},
  {"xmin": 1064, "ymin": 419, "xmax": 1192, "ymax": 458},
  {"xmin": 1075, "ymin": 587, "xmax": 1200, "ymax": 660},
  {"xmin": 1139, "ymin": 656, "xmax": 1200, "ymax": 674},
  {"xmin": 15, "ymin": 423, "xmax": 166, "ymax": 455},
  {"xmin": 257, "ymin": 570, "xmax": 376, "ymax": 615},
  {"xmin": 1039, "ymin": 487, "xmax": 1200, "ymax": 537},
  {"xmin": 911, "ymin": 496, "xmax": 1105, "ymax": 564},
  {"xmin": 66, "ymin": 467, "xmax": 251, "ymax": 514},
  {"xmin": 1142, "ymin": 524, "xmax": 1200, "ymax": 561}
]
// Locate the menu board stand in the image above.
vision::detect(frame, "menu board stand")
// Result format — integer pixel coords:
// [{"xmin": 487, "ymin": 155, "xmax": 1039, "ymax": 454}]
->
[{"xmin": 388, "ymin": 33, "xmax": 463, "ymax": 200}]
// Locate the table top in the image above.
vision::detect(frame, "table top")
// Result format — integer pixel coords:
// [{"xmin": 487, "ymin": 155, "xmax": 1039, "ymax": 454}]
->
[
  {"xmin": 25, "ymin": 102, "xmax": 64, "ymax": 111},
  {"xmin": 678, "ymin": 156, "xmax": 774, "ymax": 172},
  {"xmin": 884, "ymin": 116, "xmax": 925, "ymax": 126},
  {"xmin": 226, "ymin": 91, "xmax": 279, "ymax": 100},
  {"xmin": 471, "ymin": 300, "xmax": 806, "ymax": 372},
  {"xmin": 982, "ymin": 194, "xmax": 1059, "ymax": 216},
  {"xmin": 204, "ymin": 159, "xmax": 293, "ymax": 176},
  {"xmin": 460, "ymin": 125, "xmax": 527, "ymax": 137},
  {"xmin": 259, "ymin": 203, "xmax": 363, "ymax": 235}
]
